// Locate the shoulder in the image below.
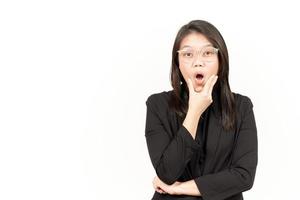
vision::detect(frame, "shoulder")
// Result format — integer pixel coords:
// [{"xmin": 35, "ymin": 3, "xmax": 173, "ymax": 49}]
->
[
  {"xmin": 145, "ymin": 89, "xmax": 173, "ymax": 105},
  {"xmin": 232, "ymin": 92, "xmax": 254, "ymax": 116},
  {"xmin": 145, "ymin": 90, "xmax": 173, "ymax": 110}
]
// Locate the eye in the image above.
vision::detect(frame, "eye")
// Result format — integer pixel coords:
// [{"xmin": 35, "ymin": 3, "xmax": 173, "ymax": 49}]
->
[
  {"xmin": 183, "ymin": 52, "xmax": 193, "ymax": 57},
  {"xmin": 203, "ymin": 50, "xmax": 214, "ymax": 57}
]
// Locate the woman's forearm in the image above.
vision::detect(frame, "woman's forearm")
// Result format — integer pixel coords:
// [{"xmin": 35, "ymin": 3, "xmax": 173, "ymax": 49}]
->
[
  {"xmin": 183, "ymin": 109, "xmax": 202, "ymax": 139},
  {"xmin": 176, "ymin": 179, "xmax": 201, "ymax": 196},
  {"xmin": 153, "ymin": 176, "xmax": 201, "ymax": 196}
]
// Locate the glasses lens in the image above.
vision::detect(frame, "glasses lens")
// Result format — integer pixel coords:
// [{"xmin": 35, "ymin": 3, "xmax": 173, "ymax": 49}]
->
[
  {"xmin": 201, "ymin": 47, "xmax": 218, "ymax": 61},
  {"xmin": 178, "ymin": 47, "xmax": 218, "ymax": 63}
]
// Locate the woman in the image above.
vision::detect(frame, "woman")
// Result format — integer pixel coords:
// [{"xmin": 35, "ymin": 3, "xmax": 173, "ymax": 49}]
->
[{"xmin": 144, "ymin": 20, "xmax": 258, "ymax": 200}]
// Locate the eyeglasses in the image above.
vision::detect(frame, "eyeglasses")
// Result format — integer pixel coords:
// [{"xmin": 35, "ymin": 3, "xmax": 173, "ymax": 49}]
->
[{"xmin": 177, "ymin": 46, "xmax": 219, "ymax": 63}]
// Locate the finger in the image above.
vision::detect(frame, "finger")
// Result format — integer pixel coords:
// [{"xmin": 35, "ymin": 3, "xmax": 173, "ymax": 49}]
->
[
  {"xmin": 152, "ymin": 177, "xmax": 158, "ymax": 189},
  {"xmin": 208, "ymin": 75, "xmax": 218, "ymax": 95},
  {"xmin": 186, "ymin": 78, "xmax": 194, "ymax": 95},
  {"xmin": 155, "ymin": 187, "xmax": 166, "ymax": 194},
  {"xmin": 202, "ymin": 75, "xmax": 216, "ymax": 94},
  {"xmin": 153, "ymin": 181, "xmax": 167, "ymax": 194},
  {"xmin": 153, "ymin": 177, "xmax": 164, "ymax": 189}
]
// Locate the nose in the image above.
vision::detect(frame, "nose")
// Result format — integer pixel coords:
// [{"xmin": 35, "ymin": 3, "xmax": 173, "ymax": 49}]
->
[
  {"xmin": 192, "ymin": 54, "xmax": 205, "ymax": 67},
  {"xmin": 193, "ymin": 62, "xmax": 204, "ymax": 67}
]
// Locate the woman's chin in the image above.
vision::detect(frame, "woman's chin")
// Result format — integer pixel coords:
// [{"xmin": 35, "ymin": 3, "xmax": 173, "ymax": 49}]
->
[{"xmin": 194, "ymin": 85, "xmax": 203, "ymax": 92}]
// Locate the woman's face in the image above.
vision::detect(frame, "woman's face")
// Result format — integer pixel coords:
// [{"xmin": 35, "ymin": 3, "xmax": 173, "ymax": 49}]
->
[{"xmin": 178, "ymin": 32, "xmax": 219, "ymax": 92}]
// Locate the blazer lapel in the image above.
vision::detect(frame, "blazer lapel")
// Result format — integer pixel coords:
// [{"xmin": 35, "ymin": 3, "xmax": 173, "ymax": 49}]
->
[{"xmin": 203, "ymin": 88, "xmax": 222, "ymax": 174}]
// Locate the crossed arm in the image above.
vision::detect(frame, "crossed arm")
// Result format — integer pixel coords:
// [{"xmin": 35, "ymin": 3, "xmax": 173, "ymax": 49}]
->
[{"xmin": 152, "ymin": 176, "xmax": 201, "ymax": 196}]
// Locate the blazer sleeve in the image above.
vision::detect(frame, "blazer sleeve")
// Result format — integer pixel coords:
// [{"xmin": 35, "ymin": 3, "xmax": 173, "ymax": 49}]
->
[
  {"xmin": 145, "ymin": 94, "xmax": 202, "ymax": 185},
  {"xmin": 194, "ymin": 96, "xmax": 258, "ymax": 200}
]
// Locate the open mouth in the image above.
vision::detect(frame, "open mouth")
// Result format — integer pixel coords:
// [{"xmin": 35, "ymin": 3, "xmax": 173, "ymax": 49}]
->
[{"xmin": 195, "ymin": 73, "xmax": 204, "ymax": 80}]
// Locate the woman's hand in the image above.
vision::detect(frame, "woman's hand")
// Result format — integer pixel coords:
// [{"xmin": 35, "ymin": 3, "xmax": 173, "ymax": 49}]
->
[
  {"xmin": 186, "ymin": 75, "xmax": 218, "ymax": 115},
  {"xmin": 152, "ymin": 176, "xmax": 182, "ymax": 195}
]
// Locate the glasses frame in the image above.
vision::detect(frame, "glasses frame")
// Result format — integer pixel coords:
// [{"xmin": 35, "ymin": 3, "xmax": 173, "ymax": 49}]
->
[{"xmin": 177, "ymin": 46, "xmax": 219, "ymax": 63}]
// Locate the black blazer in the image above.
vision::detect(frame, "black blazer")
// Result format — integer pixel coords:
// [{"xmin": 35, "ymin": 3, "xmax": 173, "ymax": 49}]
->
[{"xmin": 144, "ymin": 89, "xmax": 257, "ymax": 200}]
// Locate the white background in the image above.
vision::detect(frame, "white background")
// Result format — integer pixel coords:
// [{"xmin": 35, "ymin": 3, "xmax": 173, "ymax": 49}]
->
[{"xmin": 0, "ymin": 0, "xmax": 299, "ymax": 199}]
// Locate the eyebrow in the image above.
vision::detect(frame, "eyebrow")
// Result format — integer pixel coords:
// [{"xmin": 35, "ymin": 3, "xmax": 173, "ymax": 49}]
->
[{"xmin": 180, "ymin": 43, "xmax": 213, "ymax": 49}]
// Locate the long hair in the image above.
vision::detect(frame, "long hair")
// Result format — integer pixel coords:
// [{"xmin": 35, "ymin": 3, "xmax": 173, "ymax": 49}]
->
[{"xmin": 169, "ymin": 20, "xmax": 236, "ymax": 131}]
